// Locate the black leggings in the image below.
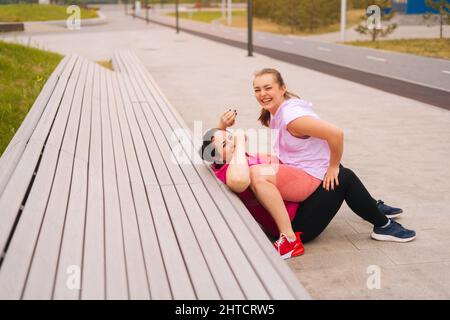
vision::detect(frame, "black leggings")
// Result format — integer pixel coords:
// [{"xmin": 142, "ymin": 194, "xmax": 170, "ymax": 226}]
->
[{"xmin": 291, "ymin": 165, "xmax": 389, "ymax": 243}]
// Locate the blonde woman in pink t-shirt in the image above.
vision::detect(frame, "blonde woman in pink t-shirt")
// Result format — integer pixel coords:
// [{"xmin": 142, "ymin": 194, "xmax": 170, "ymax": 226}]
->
[{"xmin": 251, "ymin": 68, "xmax": 416, "ymax": 243}]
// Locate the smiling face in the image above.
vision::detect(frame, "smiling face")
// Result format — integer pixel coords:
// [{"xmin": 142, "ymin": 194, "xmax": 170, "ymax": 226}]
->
[
  {"xmin": 253, "ymin": 73, "xmax": 287, "ymax": 115},
  {"xmin": 211, "ymin": 130, "xmax": 235, "ymax": 164}
]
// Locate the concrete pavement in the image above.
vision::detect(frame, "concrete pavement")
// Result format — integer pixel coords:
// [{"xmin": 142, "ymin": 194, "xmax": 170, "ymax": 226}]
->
[{"xmin": 2, "ymin": 5, "xmax": 450, "ymax": 299}]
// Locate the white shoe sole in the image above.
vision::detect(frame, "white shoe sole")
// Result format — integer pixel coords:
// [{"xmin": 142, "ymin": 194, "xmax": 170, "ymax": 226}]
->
[
  {"xmin": 280, "ymin": 252, "xmax": 293, "ymax": 260},
  {"xmin": 371, "ymin": 232, "xmax": 416, "ymax": 242},
  {"xmin": 385, "ymin": 212, "xmax": 402, "ymax": 219}
]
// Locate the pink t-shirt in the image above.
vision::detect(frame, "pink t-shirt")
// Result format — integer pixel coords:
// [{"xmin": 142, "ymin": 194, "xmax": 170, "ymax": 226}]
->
[
  {"xmin": 270, "ymin": 98, "xmax": 331, "ymax": 180},
  {"xmin": 212, "ymin": 153, "xmax": 299, "ymax": 237}
]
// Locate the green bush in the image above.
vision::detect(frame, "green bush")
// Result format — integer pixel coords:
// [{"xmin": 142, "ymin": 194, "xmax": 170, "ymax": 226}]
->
[{"xmin": 254, "ymin": 0, "xmax": 340, "ymax": 32}]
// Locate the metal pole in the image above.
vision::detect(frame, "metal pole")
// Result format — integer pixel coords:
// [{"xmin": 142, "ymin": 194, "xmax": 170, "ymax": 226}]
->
[
  {"xmin": 227, "ymin": 0, "xmax": 232, "ymax": 26},
  {"xmin": 176, "ymin": 0, "xmax": 179, "ymax": 34},
  {"xmin": 340, "ymin": 0, "xmax": 347, "ymax": 42},
  {"xmin": 125, "ymin": 0, "xmax": 128, "ymax": 15},
  {"xmin": 222, "ymin": 0, "xmax": 226, "ymax": 19},
  {"xmin": 145, "ymin": 0, "xmax": 148, "ymax": 23},
  {"xmin": 247, "ymin": 0, "xmax": 253, "ymax": 57}
]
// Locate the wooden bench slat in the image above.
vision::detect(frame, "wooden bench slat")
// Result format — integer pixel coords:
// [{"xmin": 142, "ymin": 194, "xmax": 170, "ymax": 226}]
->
[
  {"xmin": 0, "ymin": 55, "xmax": 79, "ymax": 258},
  {"xmin": 22, "ymin": 59, "xmax": 90, "ymax": 299},
  {"xmin": 160, "ymin": 184, "xmax": 221, "ymax": 299},
  {"xmin": 111, "ymin": 72, "xmax": 172, "ymax": 299},
  {"xmin": 117, "ymin": 54, "xmax": 188, "ymax": 185},
  {"xmin": 99, "ymin": 67, "xmax": 130, "ymax": 300},
  {"xmin": 0, "ymin": 57, "xmax": 85, "ymax": 299},
  {"xmin": 53, "ymin": 62, "xmax": 95, "ymax": 300},
  {"xmin": 114, "ymin": 76, "xmax": 162, "ymax": 186},
  {"xmin": 105, "ymin": 68, "xmax": 151, "ymax": 299},
  {"xmin": 190, "ymin": 183, "xmax": 271, "ymax": 299},
  {"xmin": 117, "ymin": 73, "xmax": 196, "ymax": 299},
  {"xmin": 174, "ymin": 184, "xmax": 245, "ymax": 300},
  {"xmin": 82, "ymin": 64, "xmax": 106, "ymax": 300}
]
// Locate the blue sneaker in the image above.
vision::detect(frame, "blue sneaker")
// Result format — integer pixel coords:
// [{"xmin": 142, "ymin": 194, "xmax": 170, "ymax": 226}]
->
[
  {"xmin": 377, "ymin": 200, "xmax": 403, "ymax": 219},
  {"xmin": 371, "ymin": 220, "xmax": 416, "ymax": 242}
]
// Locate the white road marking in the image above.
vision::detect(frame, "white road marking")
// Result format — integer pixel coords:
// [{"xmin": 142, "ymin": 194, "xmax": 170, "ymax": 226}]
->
[
  {"xmin": 284, "ymin": 40, "xmax": 294, "ymax": 45},
  {"xmin": 258, "ymin": 35, "xmax": 266, "ymax": 40},
  {"xmin": 442, "ymin": 70, "xmax": 450, "ymax": 75},
  {"xmin": 366, "ymin": 55, "xmax": 387, "ymax": 62},
  {"xmin": 318, "ymin": 47, "xmax": 332, "ymax": 52}
]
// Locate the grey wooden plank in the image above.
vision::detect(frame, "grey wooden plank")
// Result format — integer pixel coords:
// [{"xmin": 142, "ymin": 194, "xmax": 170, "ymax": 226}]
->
[
  {"xmin": 116, "ymin": 79, "xmax": 173, "ymax": 186},
  {"xmin": 98, "ymin": 67, "xmax": 129, "ymax": 300},
  {"xmin": 135, "ymin": 102, "xmax": 188, "ymax": 186},
  {"xmin": 0, "ymin": 57, "xmax": 84, "ymax": 299},
  {"xmin": 160, "ymin": 184, "xmax": 220, "ymax": 299},
  {"xmin": 105, "ymin": 68, "xmax": 150, "ymax": 299},
  {"xmin": 115, "ymin": 75, "xmax": 160, "ymax": 187},
  {"xmin": 53, "ymin": 61, "xmax": 95, "ymax": 300},
  {"xmin": 219, "ymin": 184, "xmax": 312, "ymax": 300},
  {"xmin": 0, "ymin": 143, "xmax": 25, "ymax": 196},
  {"xmin": 81, "ymin": 64, "xmax": 106, "ymax": 300},
  {"xmin": 189, "ymin": 183, "xmax": 271, "ymax": 299},
  {"xmin": 120, "ymin": 51, "xmax": 309, "ymax": 299},
  {"xmin": 116, "ymin": 52, "xmax": 201, "ymax": 185},
  {"xmin": 112, "ymin": 52, "xmax": 127, "ymax": 74},
  {"xmin": 22, "ymin": 59, "xmax": 89, "ymax": 299},
  {"xmin": 117, "ymin": 72, "xmax": 196, "ymax": 299},
  {"xmin": 111, "ymin": 72, "xmax": 172, "ymax": 299},
  {"xmin": 174, "ymin": 184, "xmax": 245, "ymax": 299},
  {"xmin": 161, "ymin": 186, "xmax": 219, "ymax": 299},
  {"xmin": 0, "ymin": 54, "xmax": 79, "ymax": 257}
]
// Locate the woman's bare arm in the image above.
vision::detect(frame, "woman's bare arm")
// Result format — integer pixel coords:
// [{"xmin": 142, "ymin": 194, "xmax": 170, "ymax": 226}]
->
[
  {"xmin": 226, "ymin": 132, "xmax": 251, "ymax": 193},
  {"xmin": 287, "ymin": 116, "xmax": 344, "ymax": 190}
]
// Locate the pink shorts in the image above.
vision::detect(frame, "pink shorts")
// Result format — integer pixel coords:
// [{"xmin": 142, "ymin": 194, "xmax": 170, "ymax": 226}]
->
[{"xmin": 253, "ymin": 154, "xmax": 321, "ymax": 202}]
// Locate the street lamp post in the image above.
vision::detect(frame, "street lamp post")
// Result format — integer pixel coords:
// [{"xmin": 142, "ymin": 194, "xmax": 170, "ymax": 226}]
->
[
  {"xmin": 125, "ymin": 0, "xmax": 128, "ymax": 15},
  {"xmin": 227, "ymin": 0, "xmax": 232, "ymax": 26},
  {"xmin": 340, "ymin": 0, "xmax": 347, "ymax": 42},
  {"xmin": 176, "ymin": 0, "xmax": 179, "ymax": 34},
  {"xmin": 247, "ymin": 0, "xmax": 253, "ymax": 57},
  {"xmin": 222, "ymin": 0, "xmax": 226, "ymax": 19}
]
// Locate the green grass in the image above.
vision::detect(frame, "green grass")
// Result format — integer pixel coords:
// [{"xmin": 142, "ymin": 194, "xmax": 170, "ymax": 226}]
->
[
  {"xmin": 345, "ymin": 38, "xmax": 450, "ymax": 60},
  {"xmin": 0, "ymin": 4, "xmax": 98, "ymax": 22},
  {"xmin": 0, "ymin": 40, "xmax": 63, "ymax": 156},
  {"xmin": 97, "ymin": 60, "xmax": 113, "ymax": 70},
  {"xmin": 167, "ymin": 9, "xmax": 247, "ymax": 23}
]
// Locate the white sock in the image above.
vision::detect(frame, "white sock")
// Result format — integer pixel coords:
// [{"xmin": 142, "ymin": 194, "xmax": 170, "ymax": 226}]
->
[{"xmin": 381, "ymin": 219, "xmax": 391, "ymax": 228}]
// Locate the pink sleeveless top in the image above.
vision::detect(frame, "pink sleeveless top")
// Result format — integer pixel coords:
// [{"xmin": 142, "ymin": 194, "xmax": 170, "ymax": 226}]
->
[{"xmin": 212, "ymin": 153, "xmax": 298, "ymax": 237}]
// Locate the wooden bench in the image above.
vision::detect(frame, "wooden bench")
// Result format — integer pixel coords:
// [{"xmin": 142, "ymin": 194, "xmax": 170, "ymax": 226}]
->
[{"xmin": 0, "ymin": 50, "xmax": 311, "ymax": 300}]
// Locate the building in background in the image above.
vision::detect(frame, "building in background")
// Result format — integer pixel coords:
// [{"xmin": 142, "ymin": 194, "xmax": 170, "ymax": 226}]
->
[{"xmin": 392, "ymin": 0, "xmax": 444, "ymax": 14}]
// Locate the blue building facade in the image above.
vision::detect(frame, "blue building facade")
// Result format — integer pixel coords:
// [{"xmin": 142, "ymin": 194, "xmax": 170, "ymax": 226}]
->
[{"xmin": 392, "ymin": 0, "xmax": 446, "ymax": 14}]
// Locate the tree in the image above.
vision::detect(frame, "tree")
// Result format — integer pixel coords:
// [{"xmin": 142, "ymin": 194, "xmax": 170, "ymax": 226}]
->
[
  {"xmin": 354, "ymin": 0, "xmax": 397, "ymax": 42},
  {"xmin": 423, "ymin": 0, "xmax": 449, "ymax": 39}
]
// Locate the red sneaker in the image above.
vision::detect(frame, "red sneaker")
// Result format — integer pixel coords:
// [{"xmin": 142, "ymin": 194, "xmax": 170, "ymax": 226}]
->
[{"xmin": 273, "ymin": 232, "xmax": 304, "ymax": 260}]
